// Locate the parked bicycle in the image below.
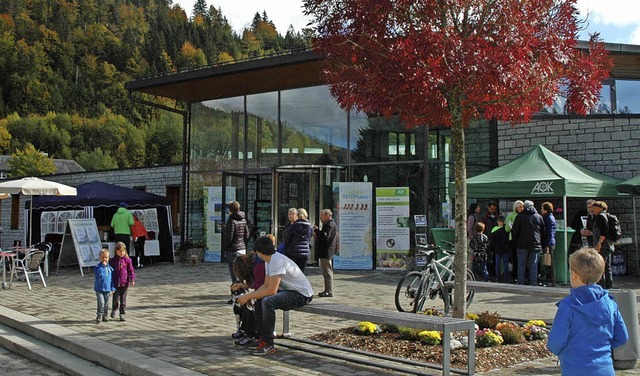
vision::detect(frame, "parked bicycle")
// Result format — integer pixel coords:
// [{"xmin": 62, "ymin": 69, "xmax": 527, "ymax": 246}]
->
[{"xmin": 395, "ymin": 240, "xmax": 475, "ymax": 315}]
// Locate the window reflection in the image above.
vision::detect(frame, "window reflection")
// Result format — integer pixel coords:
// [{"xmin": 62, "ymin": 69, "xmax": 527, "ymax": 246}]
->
[
  {"xmin": 539, "ymin": 79, "xmax": 640, "ymax": 115},
  {"xmin": 616, "ymin": 80, "xmax": 640, "ymax": 114},
  {"xmin": 280, "ymin": 86, "xmax": 348, "ymax": 164}
]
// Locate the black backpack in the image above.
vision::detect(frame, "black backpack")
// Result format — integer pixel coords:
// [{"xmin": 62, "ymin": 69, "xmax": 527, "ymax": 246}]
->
[{"xmin": 606, "ymin": 213, "xmax": 622, "ymax": 242}]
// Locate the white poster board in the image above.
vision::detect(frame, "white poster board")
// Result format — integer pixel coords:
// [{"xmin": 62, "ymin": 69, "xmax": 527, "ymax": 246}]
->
[
  {"xmin": 375, "ymin": 187, "xmax": 411, "ymax": 270},
  {"xmin": 333, "ymin": 182, "xmax": 373, "ymax": 270},
  {"xmin": 204, "ymin": 186, "xmax": 236, "ymax": 262},
  {"xmin": 63, "ymin": 218, "xmax": 102, "ymax": 276}
]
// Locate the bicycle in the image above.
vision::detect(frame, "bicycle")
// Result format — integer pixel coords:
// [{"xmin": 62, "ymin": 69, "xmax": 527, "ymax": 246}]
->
[{"xmin": 395, "ymin": 240, "xmax": 475, "ymax": 315}]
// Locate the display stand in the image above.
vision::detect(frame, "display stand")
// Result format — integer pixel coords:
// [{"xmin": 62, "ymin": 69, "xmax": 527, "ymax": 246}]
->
[
  {"xmin": 414, "ymin": 215, "xmax": 429, "ymax": 267},
  {"xmin": 56, "ymin": 218, "xmax": 102, "ymax": 276}
]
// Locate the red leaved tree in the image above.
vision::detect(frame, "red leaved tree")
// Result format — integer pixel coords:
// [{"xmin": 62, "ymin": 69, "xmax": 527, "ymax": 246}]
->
[{"xmin": 304, "ymin": 0, "xmax": 611, "ymax": 317}]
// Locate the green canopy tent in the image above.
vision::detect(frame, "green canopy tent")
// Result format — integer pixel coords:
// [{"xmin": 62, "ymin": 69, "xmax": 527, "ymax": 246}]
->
[
  {"xmin": 461, "ymin": 145, "xmax": 623, "ymax": 283},
  {"xmin": 466, "ymin": 145, "xmax": 622, "ymax": 198},
  {"xmin": 617, "ymin": 176, "xmax": 640, "ymax": 275}
]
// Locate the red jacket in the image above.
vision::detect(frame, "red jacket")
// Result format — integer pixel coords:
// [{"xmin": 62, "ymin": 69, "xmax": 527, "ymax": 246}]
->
[{"xmin": 131, "ymin": 218, "xmax": 148, "ymax": 240}]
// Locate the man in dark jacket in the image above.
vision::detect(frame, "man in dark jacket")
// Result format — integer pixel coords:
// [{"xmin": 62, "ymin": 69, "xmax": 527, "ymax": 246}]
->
[
  {"xmin": 591, "ymin": 201, "xmax": 614, "ymax": 289},
  {"xmin": 222, "ymin": 201, "xmax": 249, "ymax": 283},
  {"xmin": 480, "ymin": 201, "xmax": 499, "ymax": 278},
  {"xmin": 314, "ymin": 209, "xmax": 338, "ymax": 297},
  {"xmin": 512, "ymin": 200, "xmax": 545, "ymax": 286}
]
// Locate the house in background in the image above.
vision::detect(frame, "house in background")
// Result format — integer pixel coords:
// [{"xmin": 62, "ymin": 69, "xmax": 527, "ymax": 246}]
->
[{"xmin": 0, "ymin": 155, "xmax": 85, "ymax": 179}]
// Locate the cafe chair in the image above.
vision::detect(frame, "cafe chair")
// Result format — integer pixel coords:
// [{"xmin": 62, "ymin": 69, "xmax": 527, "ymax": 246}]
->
[
  {"xmin": 14, "ymin": 249, "xmax": 47, "ymax": 290},
  {"xmin": 31, "ymin": 242, "xmax": 53, "ymax": 276}
]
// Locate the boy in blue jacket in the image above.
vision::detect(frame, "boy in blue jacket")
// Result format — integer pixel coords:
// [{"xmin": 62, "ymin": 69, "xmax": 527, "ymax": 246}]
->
[
  {"xmin": 94, "ymin": 249, "xmax": 115, "ymax": 323},
  {"xmin": 548, "ymin": 247, "xmax": 628, "ymax": 375}
]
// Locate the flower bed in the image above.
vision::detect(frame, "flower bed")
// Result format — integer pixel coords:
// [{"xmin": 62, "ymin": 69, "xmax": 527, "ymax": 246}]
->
[{"xmin": 309, "ymin": 310, "xmax": 553, "ymax": 372}]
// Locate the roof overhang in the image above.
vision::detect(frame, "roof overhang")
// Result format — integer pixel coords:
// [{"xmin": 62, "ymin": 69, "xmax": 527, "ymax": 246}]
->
[
  {"xmin": 125, "ymin": 50, "xmax": 324, "ymax": 103},
  {"xmin": 127, "ymin": 42, "xmax": 640, "ymax": 103}
]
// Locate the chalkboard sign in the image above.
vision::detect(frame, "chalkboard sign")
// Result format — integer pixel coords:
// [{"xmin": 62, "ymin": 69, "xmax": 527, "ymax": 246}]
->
[{"xmin": 56, "ymin": 218, "xmax": 103, "ymax": 276}]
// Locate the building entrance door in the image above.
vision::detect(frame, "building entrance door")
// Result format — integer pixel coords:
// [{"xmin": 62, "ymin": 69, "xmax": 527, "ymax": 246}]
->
[{"xmin": 272, "ymin": 165, "xmax": 344, "ymax": 262}]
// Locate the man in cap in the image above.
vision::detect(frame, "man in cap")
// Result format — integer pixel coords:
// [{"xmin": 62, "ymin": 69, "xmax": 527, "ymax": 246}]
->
[{"xmin": 511, "ymin": 200, "xmax": 545, "ymax": 286}]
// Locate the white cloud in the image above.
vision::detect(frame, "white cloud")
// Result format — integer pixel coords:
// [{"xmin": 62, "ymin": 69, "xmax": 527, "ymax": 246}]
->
[
  {"xmin": 631, "ymin": 26, "xmax": 640, "ymax": 45},
  {"xmin": 576, "ymin": 0, "xmax": 640, "ymax": 26}
]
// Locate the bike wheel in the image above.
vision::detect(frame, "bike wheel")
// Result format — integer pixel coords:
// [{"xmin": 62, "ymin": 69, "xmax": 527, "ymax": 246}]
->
[
  {"xmin": 442, "ymin": 268, "xmax": 476, "ymax": 315},
  {"xmin": 395, "ymin": 271, "xmax": 424, "ymax": 312},
  {"xmin": 414, "ymin": 272, "xmax": 436, "ymax": 313},
  {"xmin": 465, "ymin": 268, "xmax": 476, "ymax": 308}
]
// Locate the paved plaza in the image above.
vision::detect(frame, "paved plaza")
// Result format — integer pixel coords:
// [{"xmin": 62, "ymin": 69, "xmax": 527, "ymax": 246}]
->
[{"xmin": 0, "ymin": 261, "xmax": 639, "ymax": 375}]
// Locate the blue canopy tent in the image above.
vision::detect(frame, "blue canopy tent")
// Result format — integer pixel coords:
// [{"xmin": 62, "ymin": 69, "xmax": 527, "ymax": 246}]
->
[{"xmin": 30, "ymin": 181, "xmax": 174, "ymax": 262}]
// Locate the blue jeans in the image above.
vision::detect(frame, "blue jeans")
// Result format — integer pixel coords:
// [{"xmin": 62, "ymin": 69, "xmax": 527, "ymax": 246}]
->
[
  {"xmin": 495, "ymin": 253, "xmax": 510, "ymax": 282},
  {"xmin": 261, "ymin": 290, "xmax": 312, "ymax": 345},
  {"xmin": 517, "ymin": 248, "xmax": 539, "ymax": 286},
  {"xmin": 472, "ymin": 258, "xmax": 489, "ymax": 282},
  {"xmin": 95, "ymin": 291, "xmax": 110, "ymax": 316},
  {"xmin": 226, "ymin": 250, "xmax": 245, "ymax": 282}
]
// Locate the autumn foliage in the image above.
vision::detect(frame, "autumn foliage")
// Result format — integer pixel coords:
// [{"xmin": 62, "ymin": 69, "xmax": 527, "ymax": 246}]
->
[
  {"xmin": 304, "ymin": 0, "xmax": 611, "ymax": 317},
  {"xmin": 304, "ymin": 0, "xmax": 611, "ymax": 128}
]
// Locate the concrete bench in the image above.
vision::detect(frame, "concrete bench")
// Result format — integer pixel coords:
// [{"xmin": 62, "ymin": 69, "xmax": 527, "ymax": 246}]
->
[
  {"xmin": 282, "ymin": 302, "xmax": 476, "ymax": 376},
  {"xmin": 444, "ymin": 281, "xmax": 569, "ymax": 298}
]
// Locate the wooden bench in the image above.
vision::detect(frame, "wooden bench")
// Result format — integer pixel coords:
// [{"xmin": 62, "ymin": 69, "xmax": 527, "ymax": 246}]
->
[
  {"xmin": 281, "ymin": 302, "xmax": 476, "ymax": 376},
  {"xmin": 444, "ymin": 280, "xmax": 569, "ymax": 298}
]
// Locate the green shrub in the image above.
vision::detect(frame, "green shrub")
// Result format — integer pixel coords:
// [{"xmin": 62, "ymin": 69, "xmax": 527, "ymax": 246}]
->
[
  {"xmin": 497, "ymin": 325, "xmax": 526, "ymax": 345},
  {"xmin": 398, "ymin": 326, "xmax": 422, "ymax": 341},
  {"xmin": 381, "ymin": 324, "xmax": 399, "ymax": 333}
]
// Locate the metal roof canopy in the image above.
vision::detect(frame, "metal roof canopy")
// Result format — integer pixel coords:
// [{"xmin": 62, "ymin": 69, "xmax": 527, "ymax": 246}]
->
[{"xmin": 125, "ymin": 50, "xmax": 324, "ymax": 103}]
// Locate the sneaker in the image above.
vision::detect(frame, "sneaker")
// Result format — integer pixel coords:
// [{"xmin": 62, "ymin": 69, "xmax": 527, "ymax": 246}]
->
[
  {"xmin": 110, "ymin": 310, "xmax": 116, "ymax": 319},
  {"xmin": 120, "ymin": 314, "xmax": 126, "ymax": 321},
  {"xmin": 95, "ymin": 315, "xmax": 101, "ymax": 323},
  {"xmin": 231, "ymin": 330, "xmax": 245, "ymax": 339},
  {"xmin": 234, "ymin": 336, "xmax": 256, "ymax": 346},
  {"xmin": 248, "ymin": 338, "xmax": 266, "ymax": 349},
  {"xmin": 252, "ymin": 344, "xmax": 276, "ymax": 356},
  {"xmin": 318, "ymin": 291, "xmax": 333, "ymax": 297},
  {"xmin": 102, "ymin": 315, "xmax": 109, "ymax": 322}
]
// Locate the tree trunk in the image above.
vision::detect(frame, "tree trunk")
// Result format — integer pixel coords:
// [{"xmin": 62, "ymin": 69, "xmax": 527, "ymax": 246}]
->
[{"xmin": 451, "ymin": 110, "xmax": 468, "ymax": 319}]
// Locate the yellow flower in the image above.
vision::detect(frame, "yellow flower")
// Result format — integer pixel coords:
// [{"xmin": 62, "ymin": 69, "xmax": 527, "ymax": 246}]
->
[
  {"xmin": 419, "ymin": 330, "xmax": 442, "ymax": 345},
  {"xmin": 525, "ymin": 320, "xmax": 546, "ymax": 327},
  {"xmin": 466, "ymin": 313, "xmax": 479, "ymax": 321},
  {"xmin": 355, "ymin": 321, "xmax": 380, "ymax": 335}
]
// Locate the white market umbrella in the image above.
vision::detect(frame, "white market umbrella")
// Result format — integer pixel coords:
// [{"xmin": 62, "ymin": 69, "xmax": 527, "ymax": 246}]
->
[{"xmin": 0, "ymin": 177, "xmax": 77, "ymax": 246}]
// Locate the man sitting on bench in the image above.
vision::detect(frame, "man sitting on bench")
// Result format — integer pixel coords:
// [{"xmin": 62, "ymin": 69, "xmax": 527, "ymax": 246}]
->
[{"xmin": 237, "ymin": 236, "xmax": 314, "ymax": 356}]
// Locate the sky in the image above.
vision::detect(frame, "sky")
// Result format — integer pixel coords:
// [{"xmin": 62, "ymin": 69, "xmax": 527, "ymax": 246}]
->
[{"xmin": 173, "ymin": 0, "xmax": 640, "ymax": 45}]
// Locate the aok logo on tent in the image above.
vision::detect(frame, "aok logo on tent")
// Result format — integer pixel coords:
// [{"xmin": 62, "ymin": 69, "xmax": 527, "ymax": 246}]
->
[{"xmin": 531, "ymin": 181, "xmax": 554, "ymax": 195}]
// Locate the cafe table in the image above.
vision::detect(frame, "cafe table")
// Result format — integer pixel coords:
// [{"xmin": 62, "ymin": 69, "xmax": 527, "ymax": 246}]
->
[{"xmin": 0, "ymin": 250, "xmax": 17, "ymax": 289}]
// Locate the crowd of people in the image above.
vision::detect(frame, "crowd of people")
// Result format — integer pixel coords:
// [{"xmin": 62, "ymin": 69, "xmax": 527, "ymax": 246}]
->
[
  {"xmin": 467, "ymin": 198, "xmax": 618, "ymax": 289},
  {"xmin": 466, "ymin": 199, "xmax": 629, "ymax": 374}
]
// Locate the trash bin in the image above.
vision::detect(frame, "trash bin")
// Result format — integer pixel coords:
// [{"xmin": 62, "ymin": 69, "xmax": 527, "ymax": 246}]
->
[
  {"xmin": 553, "ymin": 229, "xmax": 574, "ymax": 284},
  {"xmin": 610, "ymin": 289, "xmax": 640, "ymax": 369},
  {"xmin": 431, "ymin": 228, "xmax": 455, "ymax": 248}
]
